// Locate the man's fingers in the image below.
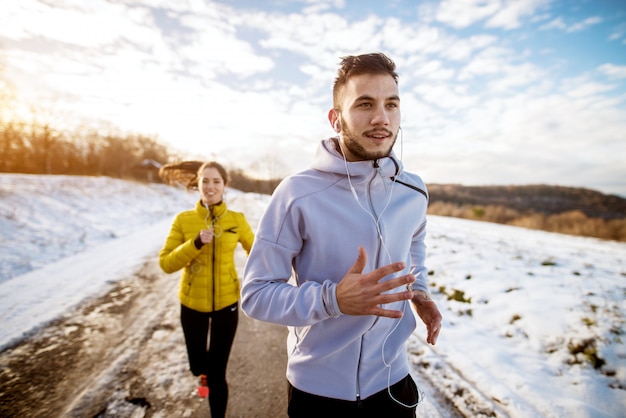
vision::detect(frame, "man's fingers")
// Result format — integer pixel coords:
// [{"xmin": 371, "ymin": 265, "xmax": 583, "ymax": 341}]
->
[
  {"xmin": 363, "ymin": 260, "xmax": 414, "ymax": 300},
  {"xmin": 367, "ymin": 273, "xmax": 414, "ymax": 299},
  {"xmin": 370, "ymin": 306, "xmax": 404, "ymax": 319},
  {"xmin": 368, "ymin": 261, "xmax": 406, "ymax": 282},
  {"xmin": 374, "ymin": 289, "xmax": 413, "ymax": 305},
  {"xmin": 429, "ymin": 326, "xmax": 440, "ymax": 345},
  {"xmin": 382, "ymin": 274, "xmax": 414, "ymax": 291},
  {"xmin": 427, "ymin": 323, "xmax": 441, "ymax": 345}
]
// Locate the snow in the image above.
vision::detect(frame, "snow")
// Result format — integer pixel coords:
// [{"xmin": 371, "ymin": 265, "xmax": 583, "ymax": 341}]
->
[{"xmin": 1, "ymin": 173, "xmax": 625, "ymax": 417}]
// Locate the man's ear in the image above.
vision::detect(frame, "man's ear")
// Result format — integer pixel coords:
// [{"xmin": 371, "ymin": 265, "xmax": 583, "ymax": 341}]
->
[{"xmin": 328, "ymin": 109, "xmax": 340, "ymax": 133}]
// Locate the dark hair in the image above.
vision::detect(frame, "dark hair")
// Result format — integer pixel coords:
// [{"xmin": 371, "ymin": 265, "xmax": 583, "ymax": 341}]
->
[
  {"xmin": 333, "ymin": 52, "xmax": 398, "ymax": 109},
  {"xmin": 159, "ymin": 160, "xmax": 229, "ymax": 191}
]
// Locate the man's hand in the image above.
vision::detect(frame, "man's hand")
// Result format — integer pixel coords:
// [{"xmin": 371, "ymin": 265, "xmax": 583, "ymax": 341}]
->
[
  {"xmin": 336, "ymin": 246, "xmax": 415, "ymax": 318},
  {"xmin": 411, "ymin": 291, "xmax": 442, "ymax": 345}
]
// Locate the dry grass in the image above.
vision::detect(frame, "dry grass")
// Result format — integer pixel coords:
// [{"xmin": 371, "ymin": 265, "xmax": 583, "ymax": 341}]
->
[{"xmin": 428, "ymin": 202, "xmax": 626, "ymax": 242}]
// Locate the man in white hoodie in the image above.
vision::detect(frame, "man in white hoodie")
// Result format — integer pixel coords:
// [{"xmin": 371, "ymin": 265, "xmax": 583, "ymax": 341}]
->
[{"xmin": 241, "ymin": 52, "xmax": 442, "ymax": 418}]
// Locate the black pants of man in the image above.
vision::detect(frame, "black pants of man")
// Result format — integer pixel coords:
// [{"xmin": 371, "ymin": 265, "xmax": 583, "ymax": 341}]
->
[
  {"xmin": 180, "ymin": 302, "xmax": 238, "ymax": 418},
  {"xmin": 287, "ymin": 374, "xmax": 419, "ymax": 418}
]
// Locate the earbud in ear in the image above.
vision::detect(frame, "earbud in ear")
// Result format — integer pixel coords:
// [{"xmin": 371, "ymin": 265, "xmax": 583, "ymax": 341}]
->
[{"xmin": 334, "ymin": 120, "xmax": 340, "ymax": 132}]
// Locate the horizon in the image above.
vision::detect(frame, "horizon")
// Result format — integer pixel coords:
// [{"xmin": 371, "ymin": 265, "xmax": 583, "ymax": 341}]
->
[{"xmin": 1, "ymin": 0, "xmax": 625, "ymax": 196}]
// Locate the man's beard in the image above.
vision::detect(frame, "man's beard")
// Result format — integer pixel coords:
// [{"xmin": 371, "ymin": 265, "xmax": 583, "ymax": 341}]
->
[{"xmin": 341, "ymin": 123, "xmax": 397, "ymax": 161}]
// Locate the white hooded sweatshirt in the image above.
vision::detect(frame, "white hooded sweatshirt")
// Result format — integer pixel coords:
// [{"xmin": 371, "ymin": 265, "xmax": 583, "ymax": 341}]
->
[{"xmin": 241, "ymin": 137, "xmax": 429, "ymax": 401}]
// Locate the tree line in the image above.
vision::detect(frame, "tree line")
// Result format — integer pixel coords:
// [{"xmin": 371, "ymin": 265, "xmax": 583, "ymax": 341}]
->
[
  {"xmin": 0, "ymin": 118, "xmax": 173, "ymax": 180},
  {"xmin": 0, "ymin": 116, "xmax": 281, "ymax": 192}
]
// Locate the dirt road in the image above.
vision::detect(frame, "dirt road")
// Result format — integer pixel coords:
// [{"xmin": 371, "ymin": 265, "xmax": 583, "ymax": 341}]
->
[
  {"xmin": 0, "ymin": 259, "xmax": 288, "ymax": 417},
  {"xmin": 0, "ymin": 255, "xmax": 465, "ymax": 418}
]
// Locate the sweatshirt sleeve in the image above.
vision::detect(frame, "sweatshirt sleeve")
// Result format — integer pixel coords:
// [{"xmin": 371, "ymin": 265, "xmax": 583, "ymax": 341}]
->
[
  {"xmin": 240, "ymin": 184, "xmax": 341, "ymax": 326},
  {"xmin": 408, "ymin": 174, "xmax": 430, "ymax": 294},
  {"xmin": 241, "ymin": 238, "xmax": 342, "ymax": 326},
  {"xmin": 409, "ymin": 218, "xmax": 429, "ymax": 293}
]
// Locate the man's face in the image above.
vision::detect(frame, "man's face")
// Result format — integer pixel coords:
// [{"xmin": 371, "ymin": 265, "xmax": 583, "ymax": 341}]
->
[{"xmin": 337, "ymin": 73, "xmax": 401, "ymax": 161}]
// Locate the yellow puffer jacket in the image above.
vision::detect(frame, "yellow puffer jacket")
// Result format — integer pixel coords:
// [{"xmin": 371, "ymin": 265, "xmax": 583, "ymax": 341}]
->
[{"xmin": 159, "ymin": 200, "xmax": 254, "ymax": 312}]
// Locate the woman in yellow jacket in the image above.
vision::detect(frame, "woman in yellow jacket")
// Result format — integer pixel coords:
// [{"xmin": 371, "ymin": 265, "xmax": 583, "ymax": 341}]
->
[{"xmin": 159, "ymin": 161, "xmax": 254, "ymax": 418}]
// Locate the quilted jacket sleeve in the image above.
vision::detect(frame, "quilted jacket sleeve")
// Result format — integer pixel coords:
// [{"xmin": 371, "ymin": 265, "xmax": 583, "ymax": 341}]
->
[
  {"xmin": 236, "ymin": 212, "xmax": 255, "ymax": 255},
  {"xmin": 159, "ymin": 214, "xmax": 201, "ymax": 274}
]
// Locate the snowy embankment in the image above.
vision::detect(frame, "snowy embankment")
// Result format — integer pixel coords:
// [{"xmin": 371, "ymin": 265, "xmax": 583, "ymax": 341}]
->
[{"xmin": 0, "ymin": 174, "xmax": 624, "ymax": 417}]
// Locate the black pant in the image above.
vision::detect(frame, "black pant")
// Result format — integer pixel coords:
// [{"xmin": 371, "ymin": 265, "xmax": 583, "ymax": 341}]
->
[
  {"xmin": 180, "ymin": 302, "xmax": 238, "ymax": 418},
  {"xmin": 287, "ymin": 374, "xmax": 419, "ymax": 418}
]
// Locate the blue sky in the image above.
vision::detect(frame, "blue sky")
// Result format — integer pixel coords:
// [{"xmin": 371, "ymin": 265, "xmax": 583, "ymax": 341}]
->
[{"xmin": 1, "ymin": 0, "xmax": 625, "ymax": 196}]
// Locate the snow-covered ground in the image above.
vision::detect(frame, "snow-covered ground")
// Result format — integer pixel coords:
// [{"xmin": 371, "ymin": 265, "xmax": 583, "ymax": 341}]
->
[{"xmin": 0, "ymin": 173, "xmax": 624, "ymax": 417}]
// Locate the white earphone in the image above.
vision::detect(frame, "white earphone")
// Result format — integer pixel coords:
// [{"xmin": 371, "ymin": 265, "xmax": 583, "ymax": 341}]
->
[{"xmin": 333, "ymin": 115, "xmax": 418, "ymax": 408}]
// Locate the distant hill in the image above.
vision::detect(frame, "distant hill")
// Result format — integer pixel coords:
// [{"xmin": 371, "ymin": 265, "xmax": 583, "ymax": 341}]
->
[
  {"xmin": 426, "ymin": 184, "xmax": 626, "ymax": 241},
  {"xmin": 427, "ymin": 184, "xmax": 626, "ymax": 220}
]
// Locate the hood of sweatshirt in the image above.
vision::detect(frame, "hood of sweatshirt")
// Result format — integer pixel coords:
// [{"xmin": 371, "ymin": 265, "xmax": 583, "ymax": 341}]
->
[{"xmin": 310, "ymin": 137, "xmax": 403, "ymax": 184}]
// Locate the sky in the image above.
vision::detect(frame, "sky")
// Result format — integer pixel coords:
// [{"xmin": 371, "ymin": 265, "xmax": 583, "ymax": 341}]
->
[
  {"xmin": 1, "ymin": 0, "xmax": 626, "ymax": 196},
  {"xmin": 0, "ymin": 173, "xmax": 624, "ymax": 417}
]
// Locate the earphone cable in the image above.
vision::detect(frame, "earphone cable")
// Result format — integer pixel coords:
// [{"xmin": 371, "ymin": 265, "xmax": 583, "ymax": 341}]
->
[
  {"xmin": 338, "ymin": 134, "xmax": 421, "ymax": 409},
  {"xmin": 339, "ymin": 141, "xmax": 397, "ymax": 265}
]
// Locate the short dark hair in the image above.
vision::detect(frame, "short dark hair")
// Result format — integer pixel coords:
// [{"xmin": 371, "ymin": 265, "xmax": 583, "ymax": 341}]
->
[{"xmin": 333, "ymin": 52, "xmax": 398, "ymax": 109}]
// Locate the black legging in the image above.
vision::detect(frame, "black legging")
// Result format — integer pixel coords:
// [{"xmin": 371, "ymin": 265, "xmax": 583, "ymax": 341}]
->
[{"xmin": 181, "ymin": 302, "xmax": 239, "ymax": 418}]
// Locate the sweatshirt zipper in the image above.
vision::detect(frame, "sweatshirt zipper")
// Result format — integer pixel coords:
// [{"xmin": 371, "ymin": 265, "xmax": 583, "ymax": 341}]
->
[
  {"xmin": 368, "ymin": 160, "xmax": 384, "ymax": 267},
  {"xmin": 354, "ymin": 161, "xmax": 385, "ymax": 404},
  {"xmin": 356, "ymin": 334, "xmax": 365, "ymax": 406}
]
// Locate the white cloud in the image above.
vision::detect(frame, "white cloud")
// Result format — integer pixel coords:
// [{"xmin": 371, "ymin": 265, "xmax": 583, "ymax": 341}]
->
[
  {"xmin": 383, "ymin": 23, "xmax": 449, "ymax": 56},
  {"xmin": 540, "ymin": 17, "xmax": 566, "ymax": 31},
  {"xmin": 566, "ymin": 16, "xmax": 602, "ymax": 33},
  {"xmin": 561, "ymin": 76, "xmax": 617, "ymax": 98},
  {"xmin": 301, "ymin": 0, "xmax": 346, "ymax": 14},
  {"xmin": 608, "ymin": 23, "xmax": 626, "ymax": 43},
  {"xmin": 411, "ymin": 59, "xmax": 457, "ymax": 81},
  {"xmin": 435, "ymin": 0, "xmax": 501, "ymax": 29},
  {"xmin": 485, "ymin": 0, "xmax": 551, "ymax": 30},
  {"xmin": 445, "ymin": 34, "xmax": 499, "ymax": 61},
  {"xmin": 412, "ymin": 81, "xmax": 477, "ymax": 110},
  {"xmin": 540, "ymin": 15, "xmax": 603, "ymax": 33},
  {"xmin": 457, "ymin": 46, "xmax": 515, "ymax": 80},
  {"xmin": 490, "ymin": 62, "xmax": 547, "ymax": 93},
  {"xmin": 598, "ymin": 63, "xmax": 626, "ymax": 79},
  {"xmin": 175, "ymin": 9, "xmax": 276, "ymax": 78},
  {"xmin": 6, "ymin": 1, "xmax": 156, "ymax": 48}
]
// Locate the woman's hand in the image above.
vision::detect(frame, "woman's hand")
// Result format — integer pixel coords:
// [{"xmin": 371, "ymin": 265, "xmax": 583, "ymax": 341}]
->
[{"xmin": 194, "ymin": 229, "xmax": 214, "ymax": 248}]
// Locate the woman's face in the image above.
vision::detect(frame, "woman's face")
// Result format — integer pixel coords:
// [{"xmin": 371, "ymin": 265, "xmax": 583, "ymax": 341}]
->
[{"xmin": 199, "ymin": 167, "xmax": 225, "ymax": 206}]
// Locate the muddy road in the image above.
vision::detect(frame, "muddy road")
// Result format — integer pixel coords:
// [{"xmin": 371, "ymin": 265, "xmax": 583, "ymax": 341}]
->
[
  {"xmin": 0, "ymin": 259, "xmax": 288, "ymax": 417},
  {"xmin": 0, "ymin": 257, "xmax": 466, "ymax": 418}
]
